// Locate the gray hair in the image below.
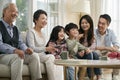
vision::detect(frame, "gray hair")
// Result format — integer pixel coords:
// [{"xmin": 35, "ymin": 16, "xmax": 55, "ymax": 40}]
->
[{"xmin": 2, "ymin": 3, "xmax": 16, "ymax": 17}]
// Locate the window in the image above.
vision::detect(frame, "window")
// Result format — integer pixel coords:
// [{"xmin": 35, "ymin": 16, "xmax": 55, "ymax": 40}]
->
[
  {"xmin": 0, "ymin": 0, "xmax": 61, "ymax": 38},
  {"xmin": 16, "ymin": 0, "xmax": 29, "ymax": 31}
]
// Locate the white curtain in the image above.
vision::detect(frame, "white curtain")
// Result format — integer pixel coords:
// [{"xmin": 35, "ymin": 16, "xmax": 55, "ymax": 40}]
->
[{"xmin": 90, "ymin": 0, "xmax": 104, "ymax": 27}]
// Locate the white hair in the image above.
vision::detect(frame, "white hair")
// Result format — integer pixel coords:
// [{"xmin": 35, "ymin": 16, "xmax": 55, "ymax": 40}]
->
[{"xmin": 2, "ymin": 3, "xmax": 16, "ymax": 17}]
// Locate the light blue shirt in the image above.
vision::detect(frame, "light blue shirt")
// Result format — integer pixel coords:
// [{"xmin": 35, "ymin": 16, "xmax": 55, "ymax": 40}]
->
[
  {"xmin": 0, "ymin": 19, "xmax": 28, "ymax": 54},
  {"xmin": 95, "ymin": 28, "xmax": 120, "ymax": 48}
]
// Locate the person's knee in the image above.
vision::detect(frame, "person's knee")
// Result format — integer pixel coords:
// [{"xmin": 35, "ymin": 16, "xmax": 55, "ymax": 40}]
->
[
  {"xmin": 47, "ymin": 54, "xmax": 55, "ymax": 61},
  {"xmin": 93, "ymin": 52, "xmax": 99, "ymax": 60},
  {"xmin": 12, "ymin": 54, "xmax": 21, "ymax": 60},
  {"xmin": 31, "ymin": 53, "xmax": 39, "ymax": 61},
  {"xmin": 11, "ymin": 54, "xmax": 23, "ymax": 64},
  {"xmin": 86, "ymin": 53, "xmax": 93, "ymax": 59}
]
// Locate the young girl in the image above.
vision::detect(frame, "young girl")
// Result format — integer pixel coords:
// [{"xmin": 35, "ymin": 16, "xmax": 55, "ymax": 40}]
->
[
  {"xmin": 46, "ymin": 25, "xmax": 72, "ymax": 80},
  {"xmin": 46, "ymin": 25, "xmax": 67, "ymax": 59}
]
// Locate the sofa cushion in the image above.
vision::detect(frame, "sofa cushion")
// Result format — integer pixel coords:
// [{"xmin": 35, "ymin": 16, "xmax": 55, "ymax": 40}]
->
[
  {"xmin": 0, "ymin": 64, "xmax": 10, "ymax": 77},
  {"xmin": 20, "ymin": 31, "xmax": 27, "ymax": 43},
  {"xmin": 0, "ymin": 63, "xmax": 46, "ymax": 77}
]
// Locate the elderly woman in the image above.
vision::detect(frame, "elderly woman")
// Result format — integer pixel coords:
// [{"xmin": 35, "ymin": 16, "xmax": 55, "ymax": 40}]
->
[{"xmin": 26, "ymin": 9, "xmax": 56, "ymax": 80}]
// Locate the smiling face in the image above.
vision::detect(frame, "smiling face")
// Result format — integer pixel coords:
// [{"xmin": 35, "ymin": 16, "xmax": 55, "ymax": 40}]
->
[
  {"xmin": 35, "ymin": 14, "xmax": 47, "ymax": 28},
  {"xmin": 3, "ymin": 3, "xmax": 18, "ymax": 24},
  {"xmin": 81, "ymin": 18, "xmax": 90, "ymax": 31},
  {"xmin": 69, "ymin": 28, "xmax": 79, "ymax": 39},
  {"xmin": 98, "ymin": 17, "xmax": 109, "ymax": 35},
  {"xmin": 58, "ymin": 29, "xmax": 65, "ymax": 41}
]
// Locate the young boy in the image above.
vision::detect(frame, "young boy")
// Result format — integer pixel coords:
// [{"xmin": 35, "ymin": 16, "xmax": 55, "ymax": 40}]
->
[
  {"xmin": 65, "ymin": 23, "xmax": 91, "ymax": 59},
  {"xmin": 65, "ymin": 23, "xmax": 97, "ymax": 80},
  {"xmin": 65, "ymin": 23, "xmax": 92, "ymax": 80}
]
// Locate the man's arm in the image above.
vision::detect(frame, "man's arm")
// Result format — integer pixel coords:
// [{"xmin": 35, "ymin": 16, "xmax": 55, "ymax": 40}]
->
[
  {"xmin": 0, "ymin": 32, "xmax": 16, "ymax": 54},
  {"xmin": 0, "ymin": 31, "xmax": 31, "ymax": 58},
  {"xmin": 95, "ymin": 46, "xmax": 118, "ymax": 52},
  {"xmin": 95, "ymin": 29, "xmax": 120, "ymax": 52},
  {"xmin": 111, "ymin": 30, "xmax": 120, "ymax": 50}
]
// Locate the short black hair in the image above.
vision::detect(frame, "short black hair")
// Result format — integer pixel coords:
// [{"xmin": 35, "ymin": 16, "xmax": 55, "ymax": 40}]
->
[
  {"xmin": 99, "ymin": 14, "xmax": 111, "ymax": 24},
  {"xmin": 33, "ymin": 9, "xmax": 47, "ymax": 24},
  {"xmin": 65, "ymin": 23, "xmax": 78, "ymax": 35}
]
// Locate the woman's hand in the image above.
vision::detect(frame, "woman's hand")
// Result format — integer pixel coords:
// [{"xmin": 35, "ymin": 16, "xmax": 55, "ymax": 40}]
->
[{"xmin": 25, "ymin": 48, "xmax": 33, "ymax": 55}]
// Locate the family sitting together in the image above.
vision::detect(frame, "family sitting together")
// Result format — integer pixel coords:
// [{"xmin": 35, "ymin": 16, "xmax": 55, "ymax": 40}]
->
[{"xmin": 0, "ymin": 2, "xmax": 119, "ymax": 80}]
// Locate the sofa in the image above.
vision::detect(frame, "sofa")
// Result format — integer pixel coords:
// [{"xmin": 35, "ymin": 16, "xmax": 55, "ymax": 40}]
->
[{"xmin": 0, "ymin": 32, "xmax": 48, "ymax": 80}]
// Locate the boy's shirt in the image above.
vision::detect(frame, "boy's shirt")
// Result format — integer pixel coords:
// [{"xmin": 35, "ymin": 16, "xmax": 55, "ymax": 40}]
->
[{"xmin": 66, "ymin": 38, "xmax": 87, "ymax": 58}]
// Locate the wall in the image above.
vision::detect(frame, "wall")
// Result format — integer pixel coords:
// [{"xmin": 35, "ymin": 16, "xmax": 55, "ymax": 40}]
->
[
  {"xmin": 61, "ymin": 0, "xmax": 90, "ymax": 27},
  {"xmin": 62, "ymin": 0, "xmax": 80, "ymax": 27}
]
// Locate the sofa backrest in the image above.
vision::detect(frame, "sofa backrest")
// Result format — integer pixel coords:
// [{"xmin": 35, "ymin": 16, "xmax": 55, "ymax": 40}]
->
[{"xmin": 20, "ymin": 31, "xmax": 27, "ymax": 44}]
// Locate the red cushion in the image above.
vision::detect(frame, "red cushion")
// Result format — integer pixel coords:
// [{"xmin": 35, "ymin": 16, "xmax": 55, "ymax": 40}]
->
[
  {"xmin": 117, "ymin": 52, "xmax": 120, "ymax": 59},
  {"xmin": 108, "ymin": 52, "xmax": 118, "ymax": 59}
]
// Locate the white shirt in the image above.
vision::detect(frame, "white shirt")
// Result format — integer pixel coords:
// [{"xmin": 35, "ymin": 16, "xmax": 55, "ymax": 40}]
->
[
  {"xmin": 26, "ymin": 28, "xmax": 46, "ymax": 53},
  {"xmin": 96, "ymin": 34, "xmax": 106, "ymax": 47}
]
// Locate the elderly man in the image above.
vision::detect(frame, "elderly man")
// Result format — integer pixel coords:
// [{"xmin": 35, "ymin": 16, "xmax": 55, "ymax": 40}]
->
[
  {"xmin": 0, "ymin": 3, "xmax": 41, "ymax": 80},
  {"xmin": 95, "ymin": 14, "xmax": 120, "ymax": 80}
]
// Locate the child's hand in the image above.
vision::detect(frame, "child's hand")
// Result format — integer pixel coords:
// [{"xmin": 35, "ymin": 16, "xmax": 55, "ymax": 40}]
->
[
  {"xmin": 78, "ymin": 34, "xmax": 84, "ymax": 39},
  {"xmin": 85, "ymin": 48, "xmax": 91, "ymax": 54},
  {"xmin": 46, "ymin": 46, "xmax": 57, "ymax": 53},
  {"xmin": 76, "ymin": 34, "xmax": 84, "ymax": 40},
  {"xmin": 78, "ymin": 50, "xmax": 85, "ymax": 57},
  {"xmin": 48, "ymin": 42, "xmax": 58, "ymax": 53}
]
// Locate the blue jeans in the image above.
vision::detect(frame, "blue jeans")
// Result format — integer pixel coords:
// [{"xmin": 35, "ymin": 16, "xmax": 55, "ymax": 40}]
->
[
  {"xmin": 76, "ymin": 52, "xmax": 101, "ymax": 78},
  {"xmin": 66, "ymin": 67, "xmax": 74, "ymax": 80}
]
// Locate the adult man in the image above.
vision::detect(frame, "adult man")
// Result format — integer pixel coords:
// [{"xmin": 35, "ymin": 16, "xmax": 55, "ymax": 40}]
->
[
  {"xmin": 95, "ymin": 14, "xmax": 120, "ymax": 80},
  {"xmin": 0, "ymin": 3, "xmax": 41, "ymax": 80}
]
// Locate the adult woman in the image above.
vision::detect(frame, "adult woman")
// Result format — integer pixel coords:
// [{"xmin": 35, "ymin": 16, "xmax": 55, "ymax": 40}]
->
[
  {"xmin": 78, "ymin": 15, "xmax": 101, "ymax": 80},
  {"xmin": 26, "ymin": 9, "xmax": 56, "ymax": 80}
]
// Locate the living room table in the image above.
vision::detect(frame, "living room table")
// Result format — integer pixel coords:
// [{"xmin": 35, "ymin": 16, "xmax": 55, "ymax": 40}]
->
[{"xmin": 54, "ymin": 59, "xmax": 120, "ymax": 80}]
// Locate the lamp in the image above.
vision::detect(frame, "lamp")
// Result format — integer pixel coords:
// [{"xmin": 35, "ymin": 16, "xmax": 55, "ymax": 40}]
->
[{"xmin": 71, "ymin": 0, "xmax": 90, "ymax": 14}]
